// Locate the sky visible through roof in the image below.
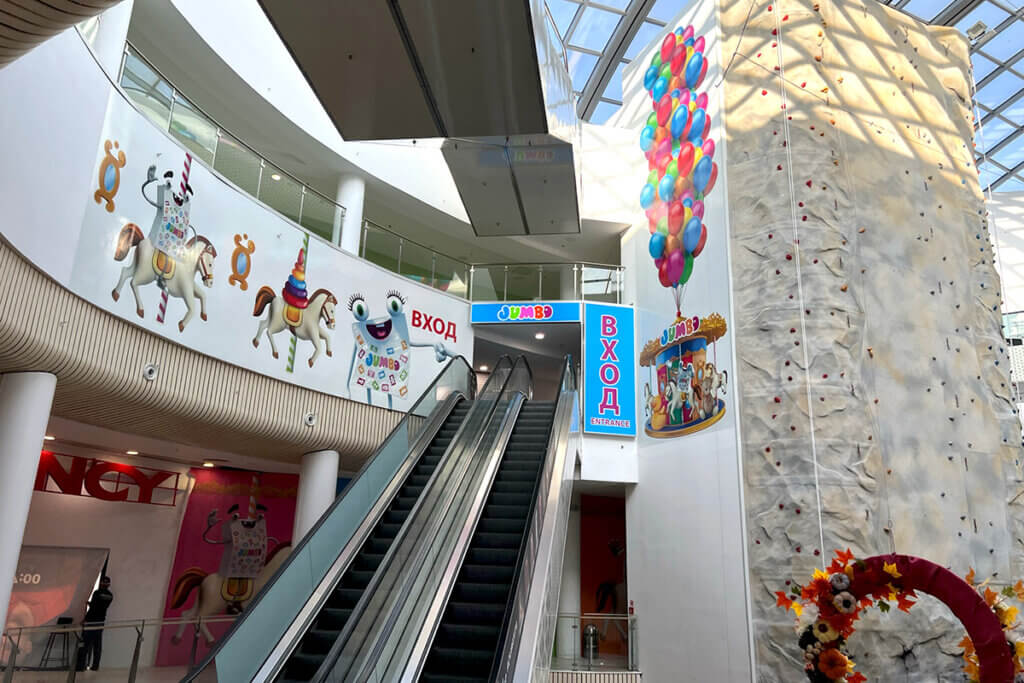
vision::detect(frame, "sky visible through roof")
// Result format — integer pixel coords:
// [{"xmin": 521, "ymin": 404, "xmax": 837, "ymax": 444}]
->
[{"xmin": 553, "ymin": 0, "xmax": 1024, "ymax": 192}]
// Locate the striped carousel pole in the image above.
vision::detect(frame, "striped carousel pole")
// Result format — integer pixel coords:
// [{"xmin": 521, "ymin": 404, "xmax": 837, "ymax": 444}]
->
[
  {"xmin": 286, "ymin": 233, "xmax": 311, "ymax": 373},
  {"xmin": 156, "ymin": 152, "xmax": 192, "ymax": 324},
  {"xmin": 248, "ymin": 473, "xmax": 259, "ymax": 518}
]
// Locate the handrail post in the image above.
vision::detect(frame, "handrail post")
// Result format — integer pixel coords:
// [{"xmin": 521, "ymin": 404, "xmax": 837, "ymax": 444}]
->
[
  {"xmin": 190, "ymin": 618, "xmax": 200, "ymax": 667},
  {"xmin": 469, "ymin": 265, "xmax": 475, "ymax": 301},
  {"xmin": 3, "ymin": 631, "xmax": 18, "ymax": 683},
  {"xmin": 64, "ymin": 630, "xmax": 80, "ymax": 683},
  {"xmin": 128, "ymin": 622, "xmax": 144, "ymax": 683}
]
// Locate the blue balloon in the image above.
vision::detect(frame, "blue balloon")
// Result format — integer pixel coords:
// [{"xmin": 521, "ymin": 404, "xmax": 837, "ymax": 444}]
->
[
  {"xmin": 683, "ymin": 216, "xmax": 702, "ymax": 253},
  {"xmin": 684, "ymin": 53, "xmax": 703, "ymax": 88},
  {"xmin": 640, "ymin": 183, "xmax": 656, "ymax": 209},
  {"xmin": 639, "ymin": 126, "xmax": 655, "ymax": 152},
  {"xmin": 684, "ymin": 37, "xmax": 695, "ymax": 47},
  {"xmin": 670, "ymin": 88, "xmax": 681, "ymax": 99},
  {"xmin": 675, "ymin": 27, "xmax": 684, "ymax": 36},
  {"xmin": 687, "ymin": 109, "xmax": 706, "ymax": 143},
  {"xmin": 649, "ymin": 232, "xmax": 666, "ymax": 259},
  {"xmin": 652, "ymin": 76, "xmax": 669, "ymax": 102},
  {"xmin": 670, "ymin": 105, "xmax": 689, "ymax": 139},
  {"xmin": 693, "ymin": 156, "xmax": 713, "ymax": 194},
  {"xmin": 682, "ymin": 197, "xmax": 693, "ymax": 208},
  {"xmin": 643, "ymin": 65, "xmax": 659, "ymax": 92},
  {"xmin": 658, "ymin": 175, "xmax": 676, "ymax": 202}
]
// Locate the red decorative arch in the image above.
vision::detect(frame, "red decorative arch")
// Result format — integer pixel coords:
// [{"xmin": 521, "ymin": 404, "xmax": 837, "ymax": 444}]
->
[{"xmin": 859, "ymin": 555, "xmax": 1013, "ymax": 683}]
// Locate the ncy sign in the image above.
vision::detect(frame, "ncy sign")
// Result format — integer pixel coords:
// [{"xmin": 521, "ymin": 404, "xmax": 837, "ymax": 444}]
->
[
  {"xmin": 583, "ymin": 303, "xmax": 636, "ymax": 436},
  {"xmin": 35, "ymin": 452, "xmax": 180, "ymax": 506}
]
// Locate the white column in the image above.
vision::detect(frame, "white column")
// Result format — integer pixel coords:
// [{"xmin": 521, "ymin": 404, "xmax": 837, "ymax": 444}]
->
[
  {"xmin": 292, "ymin": 449, "xmax": 340, "ymax": 542},
  {"xmin": 333, "ymin": 175, "xmax": 365, "ymax": 255},
  {"xmin": 0, "ymin": 373, "xmax": 56, "ymax": 630},
  {"xmin": 87, "ymin": 1, "xmax": 135, "ymax": 76},
  {"xmin": 555, "ymin": 506, "xmax": 581, "ymax": 661}
]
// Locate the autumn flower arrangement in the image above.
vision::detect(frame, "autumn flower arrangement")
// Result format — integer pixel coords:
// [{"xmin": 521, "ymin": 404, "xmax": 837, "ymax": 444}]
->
[
  {"xmin": 776, "ymin": 549, "xmax": 917, "ymax": 683},
  {"xmin": 959, "ymin": 568, "xmax": 1024, "ymax": 682}
]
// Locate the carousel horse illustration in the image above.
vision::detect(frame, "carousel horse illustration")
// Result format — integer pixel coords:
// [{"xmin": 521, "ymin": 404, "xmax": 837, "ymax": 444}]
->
[
  {"xmin": 251, "ymin": 249, "xmax": 337, "ymax": 368},
  {"xmin": 700, "ymin": 363, "xmax": 728, "ymax": 419},
  {"xmin": 169, "ymin": 485, "xmax": 291, "ymax": 644},
  {"xmin": 111, "ymin": 159, "xmax": 217, "ymax": 332}
]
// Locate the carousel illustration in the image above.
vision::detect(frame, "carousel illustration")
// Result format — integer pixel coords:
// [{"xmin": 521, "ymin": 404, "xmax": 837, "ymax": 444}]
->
[{"xmin": 640, "ymin": 312, "xmax": 728, "ymax": 438}]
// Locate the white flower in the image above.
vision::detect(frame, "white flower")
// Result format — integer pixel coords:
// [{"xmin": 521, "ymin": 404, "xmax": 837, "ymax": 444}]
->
[
  {"xmin": 832, "ymin": 591, "xmax": 857, "ymax": 614},
  {"xmin": 830, "ymin": 573, "xmax": 851, "ymax": 592},
  {"xmin": 795, "ymin": 603, "xmax": 820, "ymax": 634},
  {"xmin": 812, "ymin": 620, "xmax": 839, "ymax": 643}
]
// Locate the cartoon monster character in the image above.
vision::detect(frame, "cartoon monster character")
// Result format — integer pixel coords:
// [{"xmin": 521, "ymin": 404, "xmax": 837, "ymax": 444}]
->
[
  {"xmin": 201, "ymin": 502, "xmax": 275, "ymax": 614},
  {"xmin": 346, "ymin": 290, "xmax": 449, "ymax": 409}
]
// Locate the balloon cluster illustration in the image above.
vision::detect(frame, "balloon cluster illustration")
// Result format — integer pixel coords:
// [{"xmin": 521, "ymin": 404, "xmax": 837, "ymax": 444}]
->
[{"xmin": 639, "ymin": 25, "xmax": 718, "ymax": 313}]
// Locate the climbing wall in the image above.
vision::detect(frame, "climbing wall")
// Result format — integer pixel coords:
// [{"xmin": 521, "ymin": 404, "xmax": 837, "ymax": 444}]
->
[{"xmin": 720, "ymin": 0, "xmax": 1023, "ymax": 679}]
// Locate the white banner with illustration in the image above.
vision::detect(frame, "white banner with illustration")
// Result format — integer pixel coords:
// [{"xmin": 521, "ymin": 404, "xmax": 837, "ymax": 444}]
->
[{"xmin": 29, "ymin": 89, "xmax": 473, "ymax": 411}]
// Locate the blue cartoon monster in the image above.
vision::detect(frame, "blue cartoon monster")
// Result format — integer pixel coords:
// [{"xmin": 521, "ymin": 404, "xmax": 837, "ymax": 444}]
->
[{"xmin": 345, "ymin": 290, "xmax": 449, "ymax": 408}]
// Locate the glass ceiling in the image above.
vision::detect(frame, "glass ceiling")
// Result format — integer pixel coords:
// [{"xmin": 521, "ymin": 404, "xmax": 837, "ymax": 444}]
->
[{"xmin": 553, "ymin": 0, "xmax": 1024, "ymax": 192}]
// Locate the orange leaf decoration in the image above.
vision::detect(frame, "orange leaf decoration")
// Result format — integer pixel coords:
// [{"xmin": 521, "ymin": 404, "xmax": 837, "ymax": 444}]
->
[
  {"xmin": 984, "ymin": 586, "xmax": 999, "ymax": 607},
  {"xmin": 966, "ymin": 567, "xmax": 976, "ymax": 586},
  {"xmin": 775, "ymin": 591, "xmax": 793, "ymax": 610},
  {"xmin": 847, "ymin": 673, "xmax": 867, "ymax": 683}
]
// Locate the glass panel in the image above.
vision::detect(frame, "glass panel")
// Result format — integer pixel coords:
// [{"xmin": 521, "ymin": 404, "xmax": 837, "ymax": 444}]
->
[
  {"xmin": 434, "ymin": 253, "xmax": 468, "ymax": 298},
  {"xmin": 624, "ymin": 21, "xmax": 664, "ymax": 60},
  {"xmin": 120, "ymin": 49, "xmax": 173, "ymax": 131},
  {"xmin": 362, "ymin": 222, "xmax": 402, "ymax": 273},
  {"xmin": 567, "ymin": 49, "xmax": 598, "ymax": 91},
  {"xmin": 567, "ymin": 6, "xmax": 622, "ymax": 52},
  {"xmin": 977, "ymin": 116, "xmax": 1016, "ymax": 153},
  {"xmin": 993, "ymin": 141, "xmax": 1024, "ymax": 170},
  {"xmin": 299, "ymin": 190, "xmax": 340, "ymax": 243},
  {"xmin": 541, "ymin": 264, "xmax": 578, "ymax": 299},
  {"xmin": 979, "ymin": 161, "xmax": 1003, "ymax": 189},
  {"xmin": 602, "ymin": 61, "xmax": 627, "ymax": 102},
  {"xmin": 169, "ymin": 97, "xmax": 217, "ymax": 165},
  {"xmin": 547, "ymin": 0, "xmax": 580, "ymax": 38},
  {"xmin": 506, "ymin": 265, "xmax": 541, "ymax": 301},
  {"xmin": 648, "ymin": 0, "xmax": 687, "ymax": 23},
  {"xmin": 976, "ymin": 70, "xmax": 1024, "ymax": 110},
  {"xmin": 471, "ymin": 265, "xmax": 505, "ymax": 301},
  {"xmin": 78, "ymin": 17, "xmax": 100, "ymax": 50},
  {"xmin": 955, "ymin": 1, "xmax": 1011, "ymax": 34},
  {"xmin": 399, "ymin": 240, "xmax": 435, "ymax": 287},
  {"xmin": 972, "ymin": 53, "xmax": 1000, "ymax": 82},
  {"xmin": 901, "ymin": 0, "xmax": 951, "ymax": 21},
  {"xmin": 977, "ymin": 24, "xmax": 1022, "ymax": 62},
  {"xmin": 591, "ymin": 99, "xmax": 621, "ymax": 124},
  {"xmin": 552, "ymin": 615, "xmax": 638, "ymax": 671},
  {"xmin": 212, "ymin": 131, "xmax": 261, "ymax": 195},
  {"xmin": 257, "ymin": 163, "xmax": 302, "ymax": 225},
  {"xmin": 582, "ymin": 265, "xmax": 621, "ymax": 303}
]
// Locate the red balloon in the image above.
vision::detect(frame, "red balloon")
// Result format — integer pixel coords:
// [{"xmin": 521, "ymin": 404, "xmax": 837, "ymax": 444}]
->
[
  {"xmin": 657, "ymin": 154, "xmax": 672, "ymax": 178},
  {"xmin": 670, "ymin": 45, "xmax": 686, "ymax": 76},
  {"xmin": 692, "ymin": 223, "xmax": 708, "ymax": 257},
  {"xmin": 678, "ymin": 142, "xmax": 695, "ymax": 176},
  {"xmin": 657, "ymin": 94, "xmax": 673, "ymax": 126},
  {"xmin": 668, "ymin": 201, "xmax": 684, "ymax": 233},
  {"xmin": 660, "ymin": 34, "xmax": 676, "ymax": 63},
  {"xmin": 705, "ymin": 162, "xmax": 719, "ymax": 195},
  {"xmin": 697, "ymin": 59, "xmax": 709, "ymax": 89},
  {"xmin": 654, "ymin": 257, "xmax": 664, "ymax": 269},
  {"xmin": 658, "ymin": 259, "xmax": 673, "ymax": 287},
  {"xmin": 702, "ymin": 114, "xmax": 711, "ymax": 141}
]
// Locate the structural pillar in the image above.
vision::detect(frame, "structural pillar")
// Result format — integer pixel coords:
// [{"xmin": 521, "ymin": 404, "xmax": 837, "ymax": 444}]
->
[
  {"xmin": 333, "ymin": 175, "xmax": 365, "ymax": 255},
  {"xmin": 292, "ymin": 449, "xmax": 340, "ymax": 542},
  {"xmin": 0, "ymin": 373, "xmax": 57, "ymax": 630}
]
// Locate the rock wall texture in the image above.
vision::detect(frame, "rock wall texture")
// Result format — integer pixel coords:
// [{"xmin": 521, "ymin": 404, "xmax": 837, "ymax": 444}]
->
[{"xmin": 721, "ymin": 0, "xmax": 1023, "ymax": 679}]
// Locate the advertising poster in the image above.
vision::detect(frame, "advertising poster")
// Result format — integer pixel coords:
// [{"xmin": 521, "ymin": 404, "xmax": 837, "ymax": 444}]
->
[
  {"xmin": 579, "ymin": 496, "xmax": 628, "ymax": 658},
  {"xmin": 71, "ymin": 91, "xmax": 473, "ymax": 413},
  {"xmin": 3, "ymin": 546, "xmax": 109, "ymax": 666},
  {"xmin": 155, "ymin": 469, "xmax": 297, "ymax": 666}
]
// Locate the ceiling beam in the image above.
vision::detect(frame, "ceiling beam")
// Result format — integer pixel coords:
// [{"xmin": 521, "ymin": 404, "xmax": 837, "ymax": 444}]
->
[
  {"xmin": 932, "ymin": 0, "xmax": 984, "ymax": 26},
  {"xmin": 577, "ymin": 0, "xmax": 657, "ymax": 121}
]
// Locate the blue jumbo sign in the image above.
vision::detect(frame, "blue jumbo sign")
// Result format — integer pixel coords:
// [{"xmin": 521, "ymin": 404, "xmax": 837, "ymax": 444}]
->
[
  {"xmin": 583, "ymin": 303, "xmax": 636, "ymax": 436},
  {"xmin": 470, "ymin": 301, "xmax": 581, "ymax": 324}
]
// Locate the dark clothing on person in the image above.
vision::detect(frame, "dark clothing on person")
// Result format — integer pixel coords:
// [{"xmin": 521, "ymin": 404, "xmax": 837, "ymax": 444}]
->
[{"xmin": 81, "ymin": 587, "xmax": 113, "ymax": 670}]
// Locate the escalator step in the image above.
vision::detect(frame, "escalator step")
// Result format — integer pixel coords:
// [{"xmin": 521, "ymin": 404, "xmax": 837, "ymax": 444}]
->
[
  {"xmin": 435, "ymin": 622, "xmax": 500, "ymax": 647},
  {"xmin": 490, "ymin": 492, "xmax": 532, "ymax": 506},
  {"xmin": 471, "ymin": 532, "xmax": 522, "ymax": 549},
  {"xmin": 445, "ymin": 601, "xmax": 506, "ymax": 624},
  {"xmin": 356, "ymin": 552, "xmax": 385, "ymax": 570},
  {"xmin": 333, "ymin": 587, "xmax": 363, "ymax": 607},
  {"xmin": 453, "ymin": 582, "xmax": 510, "ymax": 603},
  {"xmin": 483, "ymin": 504, "xmax": 528, "ymax": 519},
  {"xmin": 495, "ymin": 469, "xmax": 539, "ymax": 483},
  {"xmin": 460, "ymin": 563, "xmax": 515, "ymax": 583},
  {"xmin": 477, "ymin": 517, "xmax": 525, "ymax": 533},
  {"xmin": 384, "ymin": 509, "xmax": 409, "ymax": 524},
  {"xmin": 300, "ymin": 628, "xmax": 339, "ymax": 655},
  {"xmin": 377, "ymin": 522, "xmax": 402, "ymax": 538},
  {"xmin": 346, "ymin": 569, "xmax": 375, "ymax": 588},
  {"xmin": 419, "ymin": 674, "xmax": 487, "ymax": 683},
  {"xmin": 466, "ymin": 547, "xmax": 517, "ymax": 566},
  {"xmin": 316, "ymin": 607, "xmax": 352, "ymax": 630},
  {"xmin": 425, "ymin": 645, "xmax": 494, "ymax": 673},
  {"xmin": 394, "ymin": 495, "xmax": 420, "ymax": 509}
]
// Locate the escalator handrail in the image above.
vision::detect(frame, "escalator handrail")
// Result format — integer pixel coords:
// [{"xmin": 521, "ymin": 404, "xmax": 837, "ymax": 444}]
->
[
  {"xmin": 491, "ymin": 354, "xmax": 578, "ymax": 682},
  {"xmin": 181, "ymin": 354, "xmax": 475, "ymax": 682},
  {"xmin": 400, "ymin": 362, "xmax": 535, "ymax": 680},
  {"xmin": 309, "ymin": 356, "xmax": 522, "ymax": 682}
]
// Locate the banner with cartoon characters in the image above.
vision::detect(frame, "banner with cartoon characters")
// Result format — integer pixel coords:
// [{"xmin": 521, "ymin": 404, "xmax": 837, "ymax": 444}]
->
[
  {"xmin": 156, "ymin": 468, "xmax": 297, "ymax": 666},
  {"xmin": 3, "ymin": 82, "xmax": 473, "ymax": 412}
]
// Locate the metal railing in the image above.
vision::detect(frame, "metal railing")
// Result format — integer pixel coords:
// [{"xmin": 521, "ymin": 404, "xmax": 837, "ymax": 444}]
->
[
  {"xmin": 115, "ymin": 41, "xmax": 623, "ymax": 304},
  {"xmin": 553, "ymin": 614, "xmax": 638, "ymax": 673},
  {"xmin": 1, "ymin": 614, "xmax": 237, "ymax": 683}
]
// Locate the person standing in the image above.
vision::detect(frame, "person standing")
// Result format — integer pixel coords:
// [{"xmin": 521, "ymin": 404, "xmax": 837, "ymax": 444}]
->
[{"xmin": 81, "ymin": 577, "xmax": 113, "ymax": 671}]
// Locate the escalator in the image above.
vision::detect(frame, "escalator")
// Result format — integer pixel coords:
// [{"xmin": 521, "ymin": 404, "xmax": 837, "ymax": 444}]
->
[
  {"xmin": 280, "ymin": 401, "xmax": 471, "ymax": 682},
  {"xmin": 419, "ymin": 400, "xmax": 556, "ymax": 681}
]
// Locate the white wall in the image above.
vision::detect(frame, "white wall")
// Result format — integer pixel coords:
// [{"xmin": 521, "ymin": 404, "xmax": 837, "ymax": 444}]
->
[
  {"xmin": 554, "ymin": 506, "xmax": 580, "ymax": 660},
  {"xmin": 20, "ymin": 454, "xmax": 192, "ymax": 669},
  {"xmin": 988, "ymin": 191, "xmax": 1024, "ymax": 313}
]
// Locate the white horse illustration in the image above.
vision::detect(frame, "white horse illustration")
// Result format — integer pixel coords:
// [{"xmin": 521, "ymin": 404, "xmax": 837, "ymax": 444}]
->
[
  {"xmin": 252, "ymin": 286, "xmax": 337, "ymax": 367},
  {"xmin": 168, "ymin": 544, "xmax": 291, "ymax": 645},
  {"xmin": 111, "ymin": 223, "xmax": 216, "ymax": 332},
  {"xmin": 701, "ymin": 362, "xmax": 728, "ymax": 418}
]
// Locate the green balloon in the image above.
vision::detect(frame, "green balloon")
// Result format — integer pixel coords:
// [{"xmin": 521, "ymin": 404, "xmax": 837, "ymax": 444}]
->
[
  {"xmin": 667, "ymin": 160, "xmax": 678, "ymax": 178},
  {"xmin": 657, "ymin": 217, "xmax": 669, "ymax": 235},
  {"xmin": 680, "ymin": 252, "xmax": 694, "ymax": 284},
  {"xmin": 660, "ymin": 63, "xmax": 672, "ymax": 81},
  {"xmin": 651, "ymin": 53, "xmax": 662, "ymax": 68},
  {"xmin": 647, "ymin": 169, "xmax": 658, "ymax": 185},
  {"xmin": 647, "ymin": 112, "xmax": 658, "ymax": 128}
]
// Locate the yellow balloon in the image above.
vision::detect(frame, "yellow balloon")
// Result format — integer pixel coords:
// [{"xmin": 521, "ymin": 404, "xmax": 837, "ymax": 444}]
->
[
  {"xmin": 686, "ymin": 46, "xmax": 694, "ymax": 62},
  {"xmin": 689, "ymin": 101, "xmax": 697, "ymax": 113},
  {"xmin": 676, "ymin": 34, "xmax": 685, "ymax": 45},
  {"xmin": 672, "ymin": 97, "xmax": 679, "ymax": 111},
  {"xmin": 693, "ymin": 148, "xmax": 703, "ymax": 165},
  {"xmin": 684, "ymin": 207, "xmax": 693, "ymax": 224}
]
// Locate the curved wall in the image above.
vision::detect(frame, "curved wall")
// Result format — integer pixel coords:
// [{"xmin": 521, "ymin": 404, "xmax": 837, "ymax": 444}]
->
[{"xmin": 0, "ymin": 28, "xmax": 473, "ymax": 424}]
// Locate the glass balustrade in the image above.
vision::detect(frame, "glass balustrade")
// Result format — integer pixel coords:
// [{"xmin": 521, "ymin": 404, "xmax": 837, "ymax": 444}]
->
[{"xmin": 115, "ymin": 42, "xmax": 622, "ymax": 303}]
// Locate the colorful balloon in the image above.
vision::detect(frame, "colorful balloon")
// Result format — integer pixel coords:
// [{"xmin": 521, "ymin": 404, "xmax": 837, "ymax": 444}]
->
[
  {"xmin": 640, "ymin": 126, "xmax": 655, "ymax": 152},
  {"xmin": 654, "ymin": 125, "xmax": 668, "ymax": 144},
  {"xmin": 701, "ymin": 114, "xmax": 711, "ymax": 141},
  {"xmin": 693, "ymin": 147, "xmax": 703, "ymax": 166},
  {"xmin": 657, "ymin": 152, "xmax": 672, "ymax": 178},
  {"xmin": 659, "ymin": 62, "xmax": 672, "ymax": 81},
  {"xmin": 670, "ymin": 46, "xmax": 686, "ymax": 76},
  {"xmin": 684, "ymin": 206, "xmax": 693, "ymax": 225},
  {"xmin": 678, "ymin": 142, "xmax": 695, "ymax": 176},
  {"xmin": 666, "ymin": 234, "xmax": 681, "ymax": 255},
  {"xmin": 683, "ymin": 216, "xmax": 702, "ymax": 253},
  {"xmin": 654, "ymin": 257, "xmax": 664, "ymax": 268},
  {"xmin": 650, "ymin": 52, "xmax": 662, "ymax": 68},
  {"xmin": 661, "ymin": 34, "xmax": 676, "ymax": 62},
  {"xmin": 644, "ymin": 65, "xmax": 659, "ymax": 92},
  {"xmin": 668, "ymin": 202, "xmax": 684, "ymax": 233},
  {"xmin": 693, "ymin": 156, "xmax": 713, "ymax": 194},
  {"xmin": 682, "ymin": 25, "xmax": 694, "ymax": 42},
  {"xmin": 658, "ymin": 174, "xmax": 675, "ymax": 201},
  {"xmin": 657, "ymin": 94, "xmax": 673, "ymax": 126},
  {"xmin": 655, "ymin": 137, "xmax": 672, "ymax": 159},
  {"xmin": 694, "ymin": 36, "xmax": 706, "ymax": 53},
  {"xmin": 670, "ymin": 105, "xmax": 689, "ymax": 138},
  {"xmin": 656, "ymin": 216, "xmax": 669, "ymax": 235},
  {"xmin": 640, "ymin": 183, "xmax": 656, "ymax": 209},
  {"xmin": 693, "ymin": 224, "xmax": 708, "ymax": 257},
  {"xmin": 673, "ymin": 174, "xmax": 690, "ymax": 198},
  {"xmin": 692, "ymin": 200, "xmax": 705, "ymax": 220},
  {"xmin": 688, "ymin": 109, "xmax": 706, "ymax": 143},
  {"xmin": 658, "ymin": 260, "xmax": 673, "ymax": 287},
  {"xmin": 667, "ymin": 249, "xmax": 684, "ymax": 283},
  {"xmin": 696, "ymin": 92, "xmax": 709, "ymax": 111},
  {"xmin": 649, "ymin": 232, "xmax": 666, "ymax": 258},
  {"xmin": 702, "ymin": 139, "xmax": 715, "ymax": 159},
  {"xmin": 705, "ymin": 162, "xmax": 719, "ymax": 194},
  {"xmin": 675, "ymin": 26, "xmax": 684, "ymax": 37},
  {"xmin": 685, "ymin": 53, "xmax": 703, "ymax": 87},
  {"xmin": 680, "ymin": 252, "xmax": 694, "ymax": 284},
  {"xmin": 652, "ymin": 76, "xmax": 669, "ymax": 102},
  {"xmin": 666, "ymin": 159, "xmax": 678, "ymax": 178},
  {"xmin": 697, "ymin": 59, "xmax": 708, "ymax": 89}
]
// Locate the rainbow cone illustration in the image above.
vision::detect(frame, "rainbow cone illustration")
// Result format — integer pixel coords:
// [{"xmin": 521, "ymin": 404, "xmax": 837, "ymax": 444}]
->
[{"xmin": 282, "ymin": 249, "xmax": 309, "ymax": 310}]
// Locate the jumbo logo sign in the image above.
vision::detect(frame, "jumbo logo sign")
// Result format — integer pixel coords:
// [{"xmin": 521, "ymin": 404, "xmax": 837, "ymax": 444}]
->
[
  {"xmin": 498, "ymin": 304, "xmax": 555, "ymax": 322},
  {"xmin": 34, "ymin": 452, "xmax": 180, "ymax": 506}
]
